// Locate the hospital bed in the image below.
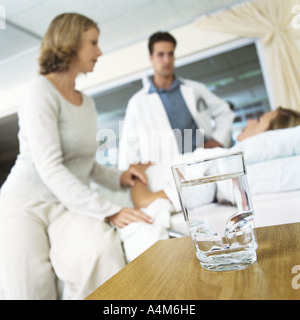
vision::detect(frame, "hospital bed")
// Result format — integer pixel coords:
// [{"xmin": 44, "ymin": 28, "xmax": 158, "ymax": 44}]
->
[{"xmin": 93, "ymin": 125, "xmax": 300, "ymax": 257}]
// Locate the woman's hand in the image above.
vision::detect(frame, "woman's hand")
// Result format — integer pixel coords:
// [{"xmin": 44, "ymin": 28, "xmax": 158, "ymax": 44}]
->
[
  {"xmin": 120, "ymin": 164, "xmax": 150, "ymax": 188},
  {"xmin": 107, "ymin": 207, "xmax": 153, "ymax": 228}
]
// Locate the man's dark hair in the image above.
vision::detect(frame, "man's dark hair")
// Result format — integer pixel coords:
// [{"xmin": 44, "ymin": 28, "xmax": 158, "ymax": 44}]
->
[{"xmin": 148, "ymin": 31, "xmax": 177, "ymax": 55}]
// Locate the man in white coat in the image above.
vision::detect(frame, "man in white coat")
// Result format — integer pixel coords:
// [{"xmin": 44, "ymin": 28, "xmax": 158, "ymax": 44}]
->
[{"xmin": 118, "ymin": 32, "xmax": 234, "ymax": 170}]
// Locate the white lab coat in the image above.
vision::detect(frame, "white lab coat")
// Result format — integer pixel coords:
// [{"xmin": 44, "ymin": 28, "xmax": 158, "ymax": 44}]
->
[{"xmin": 118, "ymin": 77, "xmax": 235, "ymax": 170}]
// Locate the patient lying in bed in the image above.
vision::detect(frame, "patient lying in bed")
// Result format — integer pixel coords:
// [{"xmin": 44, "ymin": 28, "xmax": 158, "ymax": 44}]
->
[
  {"xmin": 130, "ymin": 107, "xmax": 300, "ymax": 208},
  {"xmin": 98, "ymin": 107, "xmax": 300, "ymax": 262}
]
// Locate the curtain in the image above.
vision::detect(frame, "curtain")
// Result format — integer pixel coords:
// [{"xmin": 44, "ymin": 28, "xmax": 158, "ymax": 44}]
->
[{"xmin": 196, "ymin": 0, "xmax": 300, "ymax": 112}]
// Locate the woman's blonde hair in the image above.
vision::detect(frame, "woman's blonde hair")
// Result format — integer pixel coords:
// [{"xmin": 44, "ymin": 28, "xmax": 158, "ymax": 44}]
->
[
  {"xmin": 269, "ymin": 107, "xmax": 300, "ymax": 130},
  {"xmin": 39, "ymin": 13, "xmax": 98, "ymax": 75}
]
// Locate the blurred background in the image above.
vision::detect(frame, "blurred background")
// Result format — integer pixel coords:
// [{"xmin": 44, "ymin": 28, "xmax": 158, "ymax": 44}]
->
[{"xmin": 0, "ymin": 0, "xmax": 272, "ymax": 184}]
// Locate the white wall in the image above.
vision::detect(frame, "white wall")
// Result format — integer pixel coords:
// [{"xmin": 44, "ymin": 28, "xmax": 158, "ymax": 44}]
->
[{"xmin": 76, "ymin": 22, "xmax": 240, "ymax": 91}]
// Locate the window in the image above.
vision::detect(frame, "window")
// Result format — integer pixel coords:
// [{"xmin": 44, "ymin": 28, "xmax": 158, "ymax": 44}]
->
[{"xmin": 176, "ymin": 43, "xmax": 270, "ymax": 141}]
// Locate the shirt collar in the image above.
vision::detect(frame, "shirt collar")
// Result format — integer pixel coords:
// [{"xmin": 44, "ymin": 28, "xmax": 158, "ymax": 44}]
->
[{"xmin": 148, "ymin": 76, "xmax": 182, "ymax": 94}]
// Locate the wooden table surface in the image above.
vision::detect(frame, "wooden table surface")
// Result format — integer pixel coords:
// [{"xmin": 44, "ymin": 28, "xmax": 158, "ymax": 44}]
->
[{"xmin": 86, "ymin": 223, "xmax": 300, "ymax": 300}]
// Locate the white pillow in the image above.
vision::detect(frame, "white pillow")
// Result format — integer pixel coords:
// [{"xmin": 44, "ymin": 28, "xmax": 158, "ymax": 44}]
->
[{"xmin": 231, "ymin": 125, "xmax": 300, "ymax": 164}]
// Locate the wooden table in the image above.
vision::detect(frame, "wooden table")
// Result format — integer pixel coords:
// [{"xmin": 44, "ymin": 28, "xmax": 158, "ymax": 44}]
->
[{"xmin": 86, "ymin": 223, "xmax": 300, "ymax": 300}]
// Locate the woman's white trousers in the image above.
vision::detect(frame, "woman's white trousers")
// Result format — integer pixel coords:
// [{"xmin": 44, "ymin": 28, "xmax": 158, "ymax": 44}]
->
[{"xmin": 0, "ymin": 197, "xmax": 126, "ymax": 300}]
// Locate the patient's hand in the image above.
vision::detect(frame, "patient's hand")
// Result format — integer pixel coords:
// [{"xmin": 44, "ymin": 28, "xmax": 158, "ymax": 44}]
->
[{"xmin": 204, "ymin": 139, "xmax": 223, "ymax": 148}]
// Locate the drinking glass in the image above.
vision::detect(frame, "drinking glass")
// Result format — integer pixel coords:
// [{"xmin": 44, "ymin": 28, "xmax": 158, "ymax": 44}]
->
[{"xmin": 171, "ymin": 152, "xmax": 257, "ymax": 271}]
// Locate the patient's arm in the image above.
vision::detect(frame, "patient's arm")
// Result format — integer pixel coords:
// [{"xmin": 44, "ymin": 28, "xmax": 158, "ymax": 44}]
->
[
  {"xmin": 130, "ymin": 178, "xmax": 168, "ymax": 209},
  {"xmin": 204, "ymin": 138, "xmax": 223, "ymax": 148}
]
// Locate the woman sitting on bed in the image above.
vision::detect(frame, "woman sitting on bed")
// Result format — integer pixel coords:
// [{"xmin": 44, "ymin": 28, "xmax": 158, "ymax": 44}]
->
[{"xmin": 129, "ymin": 107, "xmax": 300, "ymax": 211}]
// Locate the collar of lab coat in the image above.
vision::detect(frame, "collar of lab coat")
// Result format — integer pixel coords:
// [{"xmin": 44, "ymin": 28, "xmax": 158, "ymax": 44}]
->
[
  {"xmin": 148, "ymin": 76, "xmax": 183, "ymax": 94},
  {"xmin": 143, "ymin": 76, "xmax": 185, "ymax": 93}
]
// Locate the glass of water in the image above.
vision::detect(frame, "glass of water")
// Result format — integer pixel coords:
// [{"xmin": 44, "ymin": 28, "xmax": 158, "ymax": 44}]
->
[{"xmin": 171, "ymin": 152, "xmax": 257, "ymax": 271}]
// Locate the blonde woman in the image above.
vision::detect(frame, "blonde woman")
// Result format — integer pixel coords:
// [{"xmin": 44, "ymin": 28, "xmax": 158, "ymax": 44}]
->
[{"xmin": 0, "ymin": 13, "xmax": 152, "ymax": 300}]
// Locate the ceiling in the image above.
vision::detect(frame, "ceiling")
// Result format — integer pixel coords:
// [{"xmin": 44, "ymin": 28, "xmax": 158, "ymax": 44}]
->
[{"xmin": 0, "ymin": 0, "xmax": 246, "ymax": 91}]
